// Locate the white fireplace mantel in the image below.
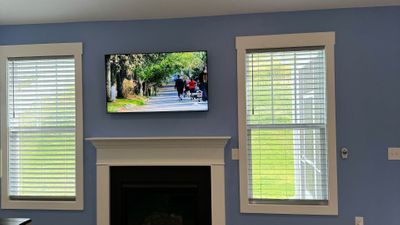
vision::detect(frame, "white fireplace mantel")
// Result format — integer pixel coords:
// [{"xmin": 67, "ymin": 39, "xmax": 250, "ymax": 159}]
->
[{"xmin": 87, "ymin": 136, "xmax": 231, "ymax": 225}]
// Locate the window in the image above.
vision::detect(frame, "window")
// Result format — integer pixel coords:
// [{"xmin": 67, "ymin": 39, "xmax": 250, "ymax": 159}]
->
[
  {"xmin": 0, "ymin": 43, "xmax": 83, "ymax": 210},
  {"xmin": 236, "ymin": 33, "xmax": 337, "ymax": 215}
]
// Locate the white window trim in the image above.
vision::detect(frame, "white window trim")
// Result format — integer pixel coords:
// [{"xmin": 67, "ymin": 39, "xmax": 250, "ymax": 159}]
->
[
  {"xmin": 236, "ymin": 32, "xmax": 338, "ymax": 215},
  {"xmin": 0, "ymin": 43, "xmax": 84, "ymax": 210}
]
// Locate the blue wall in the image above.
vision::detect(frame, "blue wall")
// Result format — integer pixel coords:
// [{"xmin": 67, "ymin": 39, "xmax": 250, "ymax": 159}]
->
[{"xmin": 1, "ymin": 6, "xmax": 399, "ymax": 225}]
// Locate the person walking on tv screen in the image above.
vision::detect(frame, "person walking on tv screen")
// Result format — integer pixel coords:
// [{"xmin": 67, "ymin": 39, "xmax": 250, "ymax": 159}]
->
[
  {"xmin": 184, "ymin": 77, "xmax": 190, "ymax": 97},
  {"xmin": 175, "ymin": 76, "xmax": 185, "ymax": 101},
  {"xmin": 188, "ymin": 78, "xmax": 197, "ymax": 98}
]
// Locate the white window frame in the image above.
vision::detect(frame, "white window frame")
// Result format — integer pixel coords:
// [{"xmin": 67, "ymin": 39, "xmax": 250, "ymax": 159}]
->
[
  {"xmin": 0, "ymin": 43, "xmax": 84, "ymax": 210},
  {"xmin": 236, "ymin": 32, "xmax": 338, "ymax": 215}
]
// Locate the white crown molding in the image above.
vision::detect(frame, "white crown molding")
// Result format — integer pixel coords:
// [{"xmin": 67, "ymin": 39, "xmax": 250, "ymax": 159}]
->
[{"xmin": 1, "ymin": 0, "xmax": 400, "ymax": 25}]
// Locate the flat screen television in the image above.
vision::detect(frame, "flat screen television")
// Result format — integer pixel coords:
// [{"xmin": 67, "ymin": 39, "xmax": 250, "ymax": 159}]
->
[{"xmin": 105, "ymin": 51, "xmax": 208, "ymax": 113}]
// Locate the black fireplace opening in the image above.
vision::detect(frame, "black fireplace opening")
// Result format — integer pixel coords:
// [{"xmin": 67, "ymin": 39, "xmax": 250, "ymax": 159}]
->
[{"xmin": 110, "ymin": 166, "xmax": 212, "ymax": 225}]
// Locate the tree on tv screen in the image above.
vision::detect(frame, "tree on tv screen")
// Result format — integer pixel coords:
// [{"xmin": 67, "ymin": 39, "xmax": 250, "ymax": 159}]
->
[{"xmin": 106, "ymin": 52, "xmax": 207, "ymax": 102}]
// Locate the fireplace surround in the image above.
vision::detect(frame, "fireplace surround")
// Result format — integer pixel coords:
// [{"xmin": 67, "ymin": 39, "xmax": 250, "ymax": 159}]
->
[{"xmin": 87, "ymin": 136, "xmax": 230, "ymax": 225}]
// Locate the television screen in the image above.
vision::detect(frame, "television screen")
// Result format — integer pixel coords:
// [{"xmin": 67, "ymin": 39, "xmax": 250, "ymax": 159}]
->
[{"xmin": 105, "ymin": 51, "xmax": 208, "ymax": 113}]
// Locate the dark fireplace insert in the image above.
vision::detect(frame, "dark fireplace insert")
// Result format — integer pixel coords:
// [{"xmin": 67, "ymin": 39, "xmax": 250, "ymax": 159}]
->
[{"xmin": 110, "ymin": 166, "xmax": 212, "ymax": 225}]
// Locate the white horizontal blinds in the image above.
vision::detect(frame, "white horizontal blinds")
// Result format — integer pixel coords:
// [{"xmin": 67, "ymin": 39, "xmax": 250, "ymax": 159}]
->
[
  {"xmin": 245, "ymin": 48, "xmax": 328, "ymax": 203},
  {"xmin": 7, "ymin": 57, "xmax": 76, "ymax": 200}
]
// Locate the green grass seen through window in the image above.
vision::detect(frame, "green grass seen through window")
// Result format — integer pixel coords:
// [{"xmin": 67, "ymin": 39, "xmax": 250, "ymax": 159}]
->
[{"xmin": 247, "ymin": 53, "xmax": 295, "ymax": 199}]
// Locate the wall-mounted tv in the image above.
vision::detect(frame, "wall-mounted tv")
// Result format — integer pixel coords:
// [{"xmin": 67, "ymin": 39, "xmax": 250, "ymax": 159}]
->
[{"xmin": 105, "ymin": 51, "xmax": 208, "ymax": 113}]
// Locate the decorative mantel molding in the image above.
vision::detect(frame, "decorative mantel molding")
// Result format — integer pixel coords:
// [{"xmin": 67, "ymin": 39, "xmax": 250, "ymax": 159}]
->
[
  {"xmin": 87, "ymin": 136, "xmax": 230, "ymax": 225},
  {"xmin": 87, "ymin": 136, "xmax": 230, "ymax": 149}
]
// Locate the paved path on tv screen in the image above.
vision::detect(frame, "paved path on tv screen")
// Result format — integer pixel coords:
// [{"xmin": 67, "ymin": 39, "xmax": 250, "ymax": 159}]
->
[{"xmin": 137, "ymin": 84, "xmax": 207, "ymax": 112}]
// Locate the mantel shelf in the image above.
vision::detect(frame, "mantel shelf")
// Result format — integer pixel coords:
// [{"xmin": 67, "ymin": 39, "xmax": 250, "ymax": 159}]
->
[
  {"xmin": 86, "ymin": 136, "xmax": 231, "ymax": 141},
  {"xmin": 86, "ymin": 136, "xmax": 231, "ymax": 151},
  {"xmin": 86, "ymin": 136, "xmax": 231, "ymax": 166}
]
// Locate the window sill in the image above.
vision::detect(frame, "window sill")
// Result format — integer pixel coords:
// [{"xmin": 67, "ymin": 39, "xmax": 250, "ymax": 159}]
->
[
  {"xmin": 1, "ymin": 198, "xmax": 83, "ymax": 210},
  {"xmin": 240, "ymin": 201, "xmax": 338, "ymax": 215}
]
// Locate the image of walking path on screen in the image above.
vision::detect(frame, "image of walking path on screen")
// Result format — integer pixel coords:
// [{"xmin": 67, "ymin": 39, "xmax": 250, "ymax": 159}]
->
[{"xmin": 106, "ymin": 51, "xmax": 208, "ymax": 113}]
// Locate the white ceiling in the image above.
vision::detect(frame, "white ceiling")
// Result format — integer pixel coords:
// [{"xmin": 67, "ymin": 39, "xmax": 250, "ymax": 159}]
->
[{"xmin": 0, "ymin": 0, "xmax": 399, "ymax": 25}]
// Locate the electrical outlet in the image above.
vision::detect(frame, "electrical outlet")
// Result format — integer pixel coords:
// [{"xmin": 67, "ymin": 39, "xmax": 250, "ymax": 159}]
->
[
  {"xmin": 388, "ymin": 148, "xmax": 400, "ymax": 160},
  {"xmin": 232, "ymin": 148, "xmax": 239, "ymax": 160},
  {"xmin": 355, "ymin": 216, "xmax": 364, "ymax": 225}
]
